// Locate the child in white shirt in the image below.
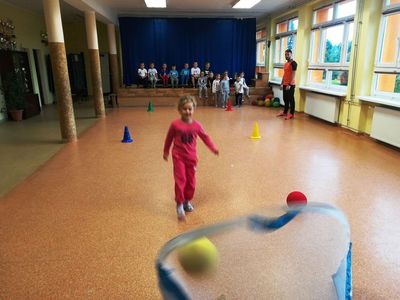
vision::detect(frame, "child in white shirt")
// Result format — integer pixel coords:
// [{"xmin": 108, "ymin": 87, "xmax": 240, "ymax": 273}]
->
[
  {"xmin": 212, "ymin": 73, "xmax": 221, "ymax": 108},
  {"xmin": 234, "ymin": 76, "xmax": 244, "ymax": 107},
  {"xmin": 137, "ymin": 62, "xmax": 147, "ymax": 88},
  {"xmin": 191, "ymin": 62, "xmax": 201, "ymax": 88},
  {"xmin": 240, "ymin": 72, "xmax": 249, "ymax": 98},
  {"xmin": 148, "ymin": 62, "xmax": 158, "ymax": 88}
]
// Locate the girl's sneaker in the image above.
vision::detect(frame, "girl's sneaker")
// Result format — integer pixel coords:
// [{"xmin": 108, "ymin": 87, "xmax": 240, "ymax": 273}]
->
[
  {"xmin": 285, "ymin": 113, "xmax": 294, "ymax": 120},
  {"xmin": 184, "ymin": 201, "xmax": 194, "ymax": 212},
  {"xmin": 177, "ymin": 204, "xmax": 186, "ymax": 220}
]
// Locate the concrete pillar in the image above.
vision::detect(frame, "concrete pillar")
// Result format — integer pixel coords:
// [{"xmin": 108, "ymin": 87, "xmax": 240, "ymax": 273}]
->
[
  {"xmin": 107, "ymin": 23, "xmax": 120, "ymax": 95},
  {"xmin": 295, "ymin": 4, "xmax": 313, "ymax": 112},
  {"xmin": 42, "ymin": 0, "xmax": 77, "ymax": 142},
  {"xmin": 85, "ymin": 11, "xmax": 105, "ymax": 118},
  {"xmin": 346, "ymin": 0, "xmax": 381, "ymax": 132}
]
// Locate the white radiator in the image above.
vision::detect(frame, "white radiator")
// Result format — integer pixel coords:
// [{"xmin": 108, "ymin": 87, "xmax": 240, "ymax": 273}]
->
[
  {"xmin": 271, "ymin": 85, "xmax": 284, "ymax": 105},
  {"xmin": 305, "ymin": 92, "xmax": 340, "ymax": 123},
  {"xmin": 371, "ymin": 106, "xmax": 400, "ymax": 148}
]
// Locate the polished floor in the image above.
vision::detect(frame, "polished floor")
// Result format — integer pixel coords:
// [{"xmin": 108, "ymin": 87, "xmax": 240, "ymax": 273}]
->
[
  {"xmin": 0, "ymin": 104, "xmax": 399, "ymax": 299},
  {"xmin": 0, "ymin": 103, "xmax": 101, "ymax": 198}
]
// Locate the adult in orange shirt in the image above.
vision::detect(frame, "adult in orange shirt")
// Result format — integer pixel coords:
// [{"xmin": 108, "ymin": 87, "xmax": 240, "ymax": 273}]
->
[{"xmin": 277, "ymin": 49, "xmax": 297, "ymax": 120}]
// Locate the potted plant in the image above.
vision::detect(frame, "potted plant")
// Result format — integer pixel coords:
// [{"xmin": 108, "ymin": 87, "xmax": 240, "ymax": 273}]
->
[{"xmin": 0, "ymin": 71, "xmax": 26, "ymax": 121}]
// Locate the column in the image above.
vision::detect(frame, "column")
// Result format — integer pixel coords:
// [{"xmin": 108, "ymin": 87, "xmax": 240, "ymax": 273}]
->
[
  {"xmin": 343, "ymin": 0, "xmax": 380, "ymax": 131},
  {"xmin": 107, "ymin": 24, "xmax": 120, "ymax": 95},
  {"xmin": 295, "ymin": 4, "xmax": 313, "ymax": 112},
  {"xmin": 85, "ymin": 11, "xmax": 105, "ymax": 118},
  {"xmin": 42, "ymin": 0, "xmax": 77, "ymax": 142}
]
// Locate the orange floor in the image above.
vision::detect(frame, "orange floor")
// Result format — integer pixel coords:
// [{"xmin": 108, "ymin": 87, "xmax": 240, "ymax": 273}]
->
[{"xmin": 1, "ymin": 106, "xmax": 400, "ymax": 299}]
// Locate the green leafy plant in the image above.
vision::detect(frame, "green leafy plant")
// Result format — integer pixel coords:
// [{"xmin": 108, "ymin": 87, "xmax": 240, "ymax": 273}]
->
[{"xmin": 0, "ymin": 71, "xmax": 26, "ymax": 111}]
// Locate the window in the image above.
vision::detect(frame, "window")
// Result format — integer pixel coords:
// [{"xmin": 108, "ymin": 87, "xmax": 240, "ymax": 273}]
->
[
  {"xmin": 256, "ymin": 29, "xmax": 267, "ymax": 66},
  {"xmin": 307, "ymin": 0, "xmax": 356, "ymax": 90},
  {"xmin": 373, "ymin": 1, "xmax": 400, "ymax": 98},
  {"xmin": 256, "ymin": 41, "xmax": 266, "ymax": 65},
  {"xmin": 272, "ymin": 17, "xmax": 298, "ymax": 81}
]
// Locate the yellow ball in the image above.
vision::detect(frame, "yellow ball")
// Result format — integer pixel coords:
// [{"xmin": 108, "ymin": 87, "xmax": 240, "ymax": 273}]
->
[{"xmin": 177, "ymin": 237, "xmax": 219, "ymax": 275}]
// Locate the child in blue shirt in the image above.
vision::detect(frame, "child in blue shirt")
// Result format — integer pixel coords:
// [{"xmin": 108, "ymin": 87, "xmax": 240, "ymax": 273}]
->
[
  {"xmin": 180, "ymin": 63, "xmax": 190, "ymax": 87},
  {"xmin": 169, "ymin": 65, "xmax": 179, "ymax": 88}
]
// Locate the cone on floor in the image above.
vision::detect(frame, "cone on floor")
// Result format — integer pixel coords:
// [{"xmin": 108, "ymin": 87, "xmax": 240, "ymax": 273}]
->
[
  {"xmin": 121, "ymin": 126, "xmax": 133, "ymax": 143},
  {"xmin": 147, "ymin": 101, "xmax": 154, "ymax": 112},
  {"xmin": 226, "ymin": 99, "xmax": 233, "ymax": 111},
  {"xmin": 250, "ymin": 122, "xmax": 261, "ymax": 139}
]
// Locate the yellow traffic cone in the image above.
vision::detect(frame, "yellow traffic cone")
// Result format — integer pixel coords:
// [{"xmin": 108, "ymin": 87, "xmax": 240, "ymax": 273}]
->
[{"xmin": 250, "ymin": 122, "xmax": 261, "ymax": 139}]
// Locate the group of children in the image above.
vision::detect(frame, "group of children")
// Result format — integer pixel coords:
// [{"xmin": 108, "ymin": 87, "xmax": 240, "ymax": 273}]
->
[
  {"xmin": 137, "ymin": 62, "xmax": 250, "ymax": 108},
  {"xmin": 137, "ymin": 62, "xmax": 210, "ymax": 89},
  {"xmin": 210, "ymin": 72, "xmax": 249, "ymax": 109}
]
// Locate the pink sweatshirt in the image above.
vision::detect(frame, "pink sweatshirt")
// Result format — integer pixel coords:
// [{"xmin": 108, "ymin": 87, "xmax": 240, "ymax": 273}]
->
[{"xmin": 163, "ymin": 119, "xmax": 218, "ymax": 162}]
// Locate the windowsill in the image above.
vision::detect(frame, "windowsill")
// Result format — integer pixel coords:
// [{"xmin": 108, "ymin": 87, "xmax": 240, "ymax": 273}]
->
[
  {"xmin": 269, "ymin": 80, "xmax": 282, "ymax": 85},
  {"xmin": 299, "ymin": 85, "xmax": 347, "ymax": 97},
  {"xmin": 359, "ymin": 96, "xmax": 400, "ymax": 109}
]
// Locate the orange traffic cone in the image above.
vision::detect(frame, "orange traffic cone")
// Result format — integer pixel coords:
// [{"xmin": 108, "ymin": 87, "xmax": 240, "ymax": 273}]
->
[
  {"xmin": 226, "ymin": 99, "xmax": 233, "ymax": 111},
  {"xmin": 250, "ymin": 122, "xmax": 261, "ymax": 139}
]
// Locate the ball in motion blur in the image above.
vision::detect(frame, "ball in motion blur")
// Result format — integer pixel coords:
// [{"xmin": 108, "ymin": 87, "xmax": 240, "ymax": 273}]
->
[
  {"xmin": 286, "ymin": 191, "xmax": 308, "ymax": 207},
  {"xmin": 178, "ymin": 237, "xmax": 219, "ymax": 275}
]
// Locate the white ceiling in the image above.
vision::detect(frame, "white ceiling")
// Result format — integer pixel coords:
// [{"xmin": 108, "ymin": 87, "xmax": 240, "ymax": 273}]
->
[
  {"xmin": 2, "ymin": 0, "xmax": 311, "ymax": 23},
  {"xmin": 101, "ymin": 0, "xmax": 309, "ymax": 18}
]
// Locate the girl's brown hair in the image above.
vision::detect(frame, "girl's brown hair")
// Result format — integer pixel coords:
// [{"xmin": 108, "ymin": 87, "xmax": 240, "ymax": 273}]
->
[{"xmin": 178, "ymin": 95, "xmax": 197, "ymax": 110}]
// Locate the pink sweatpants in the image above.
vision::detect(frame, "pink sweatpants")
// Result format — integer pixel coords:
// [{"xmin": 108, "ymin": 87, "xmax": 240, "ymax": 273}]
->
[{"xmin": 173, "ymin": 157, "xmax": 196, "ymax": 204}]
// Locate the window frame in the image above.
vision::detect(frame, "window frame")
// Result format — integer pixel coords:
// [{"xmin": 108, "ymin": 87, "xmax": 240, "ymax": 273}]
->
[
  {"xmin": 307, "ymin": 0, "xmax": 356, "ymax": 90},
  {"xmin": 256, "ymin": 29, "xmax": 267, "ymax": 67},
  {"xmin": 372, "ymin": 1, "xmax": 400, "ymax": 98},
  {"xmin": 309, "ymin": 22, "xmax": 353, "ymax": 68},
  {"xmin": 256, "ymin": 40, "xmax": 267, "ymax": 66},
  {"xmin": 273, "ymin": 17, "xmax": 298, "ymax": 81}
]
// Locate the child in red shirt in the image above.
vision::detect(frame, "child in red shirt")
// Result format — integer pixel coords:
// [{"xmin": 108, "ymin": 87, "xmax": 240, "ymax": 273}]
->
[{"xmin": 163, "ymin": 96, "xmax": 219, "ymax": 220}]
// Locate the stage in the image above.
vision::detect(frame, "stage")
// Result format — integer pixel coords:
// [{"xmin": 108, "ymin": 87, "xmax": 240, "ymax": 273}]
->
[{"xmin": 117, "ymin": 77, "xmax": 271, "ymax": 107}]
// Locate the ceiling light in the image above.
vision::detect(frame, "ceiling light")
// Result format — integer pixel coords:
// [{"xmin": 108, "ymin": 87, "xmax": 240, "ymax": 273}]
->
[
  {"xmin": 144, "ymin": 0, "xmax": 166, "ymax": 8},
  {"xmin": 233, "ymin": 0, "xmax": 261, "ymax": 9}
]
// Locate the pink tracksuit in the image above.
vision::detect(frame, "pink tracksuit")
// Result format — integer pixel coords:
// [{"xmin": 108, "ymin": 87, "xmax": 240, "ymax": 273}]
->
[{"xmin": 163, "ymin": 119, "xmax": 218, "ymax": 204}]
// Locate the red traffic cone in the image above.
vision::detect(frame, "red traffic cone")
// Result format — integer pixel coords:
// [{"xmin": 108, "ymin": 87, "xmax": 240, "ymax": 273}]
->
[{"xmin": 226, "ymin": 99, "xmax": 233, "ymax": 111}]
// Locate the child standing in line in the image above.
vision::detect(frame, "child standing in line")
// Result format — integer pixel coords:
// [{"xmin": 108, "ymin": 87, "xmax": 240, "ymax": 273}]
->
[
  {"xmin": 212, "ymin": 73, "xmax": 221, "ymax": 107},
  {"xmin": 208, "ymin": 71, "xmax": 214, "ymax": 89},
  {"xmin": 240, "ymin": 72, "xmax": 249, "ymax": 99},
  {"xmin": 220, "ymin": 73, "xmax": 230, "ymax": 109},
  {"xmin": 163, "ymin": 96, "xmax": 219, "ymax": 220},
  {"xmin": 203, "ymin": 62, "xmax": 212, "ymax": 87},
  {"xmin": 234, "ymin": 76, "xmax": 244, "ymax": 107},
  {"xmin": 169, "ymin": 65, "xmax": 179, "ymax": 88},
  {"xmin": 180, "ymin": 63, "xmax": 190, "ymax": 87},
  {"xmin": 160, "ymin": 63, "xmax": 169, "ymax": 87},
  {"xmin": 198, "ymin": 71, "xmax": 208, "ymax": 105},
  {"xmin": 148, "ymin": 63, "xmax": 158, "ymax": 88}
]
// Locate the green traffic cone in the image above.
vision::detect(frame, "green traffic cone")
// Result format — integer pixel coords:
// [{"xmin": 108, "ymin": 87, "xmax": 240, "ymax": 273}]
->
[{"xmin": 147, "ymin": 101, "xmax": 154, "ymax": 112}]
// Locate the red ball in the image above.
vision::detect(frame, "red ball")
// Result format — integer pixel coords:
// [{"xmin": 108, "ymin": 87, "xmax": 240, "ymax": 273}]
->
[{"xmin": 286, "ymin": 191, "xmax": 307, "ymax": 207}]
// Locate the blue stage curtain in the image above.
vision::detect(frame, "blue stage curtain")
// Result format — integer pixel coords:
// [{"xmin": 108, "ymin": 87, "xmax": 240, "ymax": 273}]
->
[{"xmin": 119, "ymin": 17, "xmax": 256, "ymax": 85}]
